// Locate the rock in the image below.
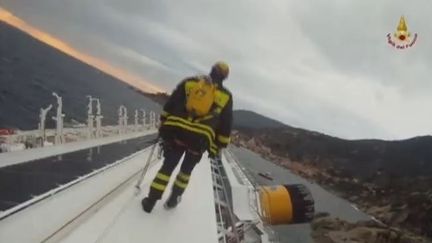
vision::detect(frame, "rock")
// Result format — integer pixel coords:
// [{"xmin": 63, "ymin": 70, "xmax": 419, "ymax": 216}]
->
[
  {"xmin": 381, "ymin": 212, "xmax": 396, "ymax": 224},
  {"xmin": 326, "ymin": 231, "xmax": 353, "ymax": 243},
  {"xmin": 314, "ymin": 212, "xmax": 330, "ymax": 219},
  {"xmin": 356, "ymin": 220, "xmax": 387, "ymax": 229},
  {"xmin": 367, "ymin": 205, "xmax": 391, "ymax": 215},
  {"xmin": 311, "ymin": 217, "xmax": 347, "ymax": 231},
  {"xmin": 391, "ymin": 210, "xmax": 410, "ymax": 225},
  {"xmin": 400, "ymin": 234, "xmax": 427, "ymax": 243},
  {"xmin": 311, "ymin": 216, "xmax": 429, "ymax": 243},
  {"xmin": 235, "ymin": 135, "xmax": 432, "ymax": 240}
]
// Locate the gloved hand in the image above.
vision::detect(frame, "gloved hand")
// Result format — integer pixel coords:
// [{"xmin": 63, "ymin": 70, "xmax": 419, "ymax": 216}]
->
[
  {"xmin": 159, "ymin": 114, "xmax": 167, "ymax": 124},
  {"xmin": 158, "ymin": 122, "xmax": 167, "ymax": 139},
  {"xmin": 156, "ymin": 138, "xmax": 164, "ymax": 159}
]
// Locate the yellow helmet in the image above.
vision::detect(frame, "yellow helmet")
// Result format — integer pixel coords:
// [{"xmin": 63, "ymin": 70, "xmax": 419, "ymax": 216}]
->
[{"xmin": 210, "ymin": 61, "xmax": 229, "ymax": 82}]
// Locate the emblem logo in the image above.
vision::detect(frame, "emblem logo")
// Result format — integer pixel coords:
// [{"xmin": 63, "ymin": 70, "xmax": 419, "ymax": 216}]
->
[{"xmin": 387, "ymin": 16, "xmax": 418, "ymax": 49}]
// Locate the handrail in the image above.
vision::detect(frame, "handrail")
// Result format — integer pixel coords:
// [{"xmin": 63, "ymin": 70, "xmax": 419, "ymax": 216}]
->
[
  {"xmin": 223, "ymin": 148, "xmax": 280, "ymax": 243},
  {"xmin": 211, "ymin": 157, "xmax": 241, "ymax": 243},
  {"xmin": 212, "ymin": 162, "xmax": 229, "ymax": 243}
]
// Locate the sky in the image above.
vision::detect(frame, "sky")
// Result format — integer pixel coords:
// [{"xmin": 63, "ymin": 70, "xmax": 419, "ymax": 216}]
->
[{"xmin": 1, "ymin": 0, "xmax": 431, "ymax": 140}]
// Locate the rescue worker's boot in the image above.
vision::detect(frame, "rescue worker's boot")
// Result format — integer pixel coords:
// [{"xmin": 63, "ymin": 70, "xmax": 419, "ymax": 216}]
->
[
  {"xmin": 164, "ymin": 171, "xmax": 191, "ymax": 209},
  {"xmin": 164, "ymin": 190, "xmax": 182, "ymax": 209},
  {"xmin": 141, "ymin": 197, "xmax": 157, "ymax": 213}
]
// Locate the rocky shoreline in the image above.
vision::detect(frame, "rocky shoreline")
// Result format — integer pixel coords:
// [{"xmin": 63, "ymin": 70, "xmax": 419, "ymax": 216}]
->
[
  {"xmin": 232, "ymin": 131, "xmax": 432, "ymax": 243},
  {"xmin": 312, "ymin": 213, "xmax": 427, "ymax": 243}
]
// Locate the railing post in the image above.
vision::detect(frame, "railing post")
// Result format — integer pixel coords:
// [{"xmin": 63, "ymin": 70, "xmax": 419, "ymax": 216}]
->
[
  {"xmin": 140, "ymin": 109, "xmax": 146, "ymax": 131},
  {"xmin": 95, "ymin": 98, "xmax": 103, "ymax": 138},
  {"xmin": 87, "ymin": 96, "xmax": 95, "ymax": 139},
  {"xmin": 38, "ymin": 104, "xmax": 52, "ymax": 147},
  {"xmin": 134, "ymin": 109, "xmax": 139, "ymax": 132},
  {"xmin": 52, "ymin": 92, "xmax": 65, "ymax": 145}
]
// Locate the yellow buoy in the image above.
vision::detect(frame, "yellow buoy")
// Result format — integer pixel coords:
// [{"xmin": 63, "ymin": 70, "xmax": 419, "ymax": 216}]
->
[{"xmin": 259, "ymin": 184, "xmax": 314, "ymax": 225}]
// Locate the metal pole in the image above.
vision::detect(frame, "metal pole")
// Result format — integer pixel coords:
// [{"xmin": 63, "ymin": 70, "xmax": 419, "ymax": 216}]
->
[
  {"xmin": 134, "ymin": 109, "xmax": 139, "ymax": 132},
  {"xmin": 95, "ymin": 98, "xmax": 103, "ymax": 138},
  {"xmin": 122, "ymin": 106, "xmax": 128, "ymax": 133},
  {"xmin": 141, "ymin": 109, "xmax": 146, "ymax": 131},
  {"xmin": 52, "ymin": 92, "xmax": 65, "ymax": 145},
  {"xmin": 134, "ymin": 139, "xmax": 159, "ymax": 194},
  {"xmin": 39, "ymin": 104, "xmax": 52, "ymax": 146},
  {"xmin": 87, "ymin": 96, "xmax": 94, "ymax": 139},
  {"xmin": 118, "ymin": 106, "xmax": 124, "ymax": 135}
]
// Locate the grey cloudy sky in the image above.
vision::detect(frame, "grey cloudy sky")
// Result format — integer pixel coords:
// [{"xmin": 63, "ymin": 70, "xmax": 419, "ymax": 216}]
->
[{"xmin": 1, "ymin": 0, "xmax": 431, "ymax": 140}]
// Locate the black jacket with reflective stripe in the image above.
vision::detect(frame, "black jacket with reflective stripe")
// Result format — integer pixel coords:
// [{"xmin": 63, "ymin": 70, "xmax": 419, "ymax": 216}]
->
[{"xmin": 160, "ymin": 76, "xmax": 233, "ymax": 155}]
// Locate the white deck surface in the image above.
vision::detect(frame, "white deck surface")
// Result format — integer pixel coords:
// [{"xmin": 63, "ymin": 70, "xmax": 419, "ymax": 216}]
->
[
  {"xmin": 0, "ymin": 147, "xmax": 153, "ymax": 242},
  {"xmin": 62, "ymin": 156, "xmax": 218, "ymax": 243},
  {"xmin": 0, "ymin": 144, "xmax": 218, "ymax": 243}
]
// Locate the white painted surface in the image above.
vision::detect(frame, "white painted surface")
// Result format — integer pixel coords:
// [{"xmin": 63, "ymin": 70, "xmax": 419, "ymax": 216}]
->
[
  {"xmin": 0, "ymin": 130, "xmax": 156, "ymax": 168},
  {"xmin": 0, "ymin": 143, "xmax": 26, "ymax": 152},
  {"xmin": 221, "ymin": 154, "xmax": 256, "ymax": 221},
  {"xmin": 0, "ymin": 145, "xmax": 218, "ymax": 243},
  {"xmin": 62, "ymin": 157, "xmax": 219, "ymax": 243},
  {"xmin": 0, "ymin": 147, "xmax": 155, "ymax": 242},
  {"xmin": 222, "ymin": 151, "xmax": 272, "ymax": 243}
]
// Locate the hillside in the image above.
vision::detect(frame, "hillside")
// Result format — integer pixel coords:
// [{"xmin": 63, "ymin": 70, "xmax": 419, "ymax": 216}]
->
[
  {"xmin": 233, "ymin": 109, "xmax": 432, "ymax": 178},
  {"xmin": 232, "ymin": 111, "xmax": 432, "ymax": 238},
  {"xmin": 241, "ymin": 129, "xmax": 432, "ymax": 178},
  {"xmin": 233, "ymin": 110, "xmax": 286, "ymax": 129}
]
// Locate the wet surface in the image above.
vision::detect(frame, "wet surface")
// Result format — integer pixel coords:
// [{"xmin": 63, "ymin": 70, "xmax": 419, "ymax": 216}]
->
[
  {"xmin": 230, "ymin": 146, "xmax": 371, "ymax": 243},
  {"xmin": 0, "ymin": 134, "xmax": 156, "ymax": 211}
]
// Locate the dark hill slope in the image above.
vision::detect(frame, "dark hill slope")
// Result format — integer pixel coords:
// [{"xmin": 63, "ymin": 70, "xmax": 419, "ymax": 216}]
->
[
  {"xmin": 233, "ymin": 110, "xmax": 285, "ymax": 129},
  {"xmin": 233, "ymin": 110, "xmax": 432, "ymax": 178}
]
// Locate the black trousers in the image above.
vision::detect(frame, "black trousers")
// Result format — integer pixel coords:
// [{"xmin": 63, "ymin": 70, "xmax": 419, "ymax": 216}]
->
[{"xmin": 148, "ymin": 142, "xmax": 203, "ymax": 200}]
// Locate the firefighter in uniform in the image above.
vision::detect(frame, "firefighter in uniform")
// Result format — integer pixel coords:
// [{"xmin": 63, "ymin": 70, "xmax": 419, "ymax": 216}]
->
[{"xmin": 141, "ymin": 62, "xmax": 233, "ymax": 213}]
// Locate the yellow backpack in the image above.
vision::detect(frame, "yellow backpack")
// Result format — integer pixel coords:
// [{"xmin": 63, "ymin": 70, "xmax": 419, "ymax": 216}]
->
[{"xmin": 186, "ymin": 77, "xmax": 216, "ymax": 117}]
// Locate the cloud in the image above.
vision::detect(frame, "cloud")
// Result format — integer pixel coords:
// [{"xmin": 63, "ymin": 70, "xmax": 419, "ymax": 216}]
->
[
  {"xmin": 1, "ymin": 0, "xmax": 431, "ymax": 139},
  {"xmin": 0, "ymin": 6, "xmax": 164, "ymax": 93},
  {"xmin": 99, "ymin": 41, "xmax": 172, "ymax": 72},
  {"xmin": 292, "ymin": 0, "xmax": 432, "ymax": 95}
]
